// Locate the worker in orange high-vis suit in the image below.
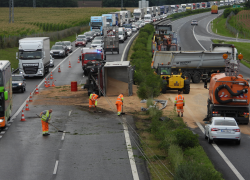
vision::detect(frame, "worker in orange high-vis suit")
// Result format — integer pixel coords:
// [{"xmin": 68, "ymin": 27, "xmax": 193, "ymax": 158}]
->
[
  {"xmin": 39, "ymin": 109, "xmax": 52, "ymax": 136},
  {"xmin": 115, "ymin": 93, "xmax": 124, "ymax": 116},
  {"xmin": 89, "ymin": 92, "xmax": 99, "ymax": 112},
  {"xmin": 174, "ymin": 91, "xmax": 185, "ymax": 117}
]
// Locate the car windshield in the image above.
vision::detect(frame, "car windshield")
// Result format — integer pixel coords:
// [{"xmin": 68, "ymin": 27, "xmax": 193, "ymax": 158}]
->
[
  {"xmin": 94, "ymin": 37, "xmax": 102, "ymax": 40},
  {"xmin": 19, "ymin": 50, "xmax": 42, "ymax": 59},
  {"xmin": 84, "ymin": 53, "xmax": 102, "ymax": 60},
  {"xmin": 119, "ymin": 31, "xmax": 123, "ymax": 35},
  {"xmin": 64, "ymin": 42, "xmax": 71, "ymax": 45},
  {"xmin": 123, "ymin": 24, "xmax": 132, "ymax": 28},
  {"xmin": 214, "ymin": 120, "xmax": 237, "ymax": 126},
  {"xmin": 92, "ymin": 29, "xmax": 100, "ymax": 32},
  {"xmin": 51, "ymin": 46, "xmax": 63, "ymax": 50},
  {"xmin": 12, "ymin": 76, "xmax": 24, "ymax": 81},
  {"xmin": 92, "ymin": 41, "xmax": 101, "ymax": 44},
  {"xmin": 85, "ymin": 33, "xmax": 91, "ymax": 36},
  {"xmin": 78, "ymin": 35, "xmax": 86, "ymax": 38},
  {"xmin": 192, "ymin": 20, "xmax": 197, "ymax": 22},
  {"xmin": 77, "ymin": 39, "xmax": 84, "ymax": 41},
  {"xmin": 160, "ymin": 67, "xmax": 171, "ymax": 75}
]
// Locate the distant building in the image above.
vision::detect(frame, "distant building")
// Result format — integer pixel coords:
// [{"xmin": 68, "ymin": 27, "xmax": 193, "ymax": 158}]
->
[{"xmin": 78, "ymin": 0, "xmax": 102, "ymax": 7}]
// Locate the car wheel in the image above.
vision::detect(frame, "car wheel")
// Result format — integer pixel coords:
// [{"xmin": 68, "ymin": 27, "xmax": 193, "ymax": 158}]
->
[
  {"xmin": 207, "ymin": 133, "xmax": 213, "ymax": 144},
  {"xmin": 204, "ymin": 132, "xmax": 208, "ymax": 140},
  {"xmin": 236, "ymin": 140, "xmax": 241, "ymax": 145}
]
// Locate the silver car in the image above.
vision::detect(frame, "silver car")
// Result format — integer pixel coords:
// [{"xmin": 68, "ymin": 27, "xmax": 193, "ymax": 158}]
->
[
  {"xmin": 50, "ymin": 55, "xmax": 54, "ymax": 67},
  {"xmin": 191, "ymin": 20, "xmax": 198, "ymax": 25},
  {"xmin": 205, "ymin": 117, "xmax": 241, "ymax": 145},
  {"xmin": 63, "ymin": 41, "xmax": 73, "ymax": 53},
  {"xmin": 91, "ymin": 40, "xmax": 104, "ymax": 48}
]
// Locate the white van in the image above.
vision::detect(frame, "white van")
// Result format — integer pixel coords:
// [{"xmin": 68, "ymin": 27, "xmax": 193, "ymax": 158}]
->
[
  {"xmin": 144, "ymin": 14, "xmax": 152, "ymax": 24},
  {"xmin": 118, "ymin": 27, "xmax": 125, "ymax": 43}
]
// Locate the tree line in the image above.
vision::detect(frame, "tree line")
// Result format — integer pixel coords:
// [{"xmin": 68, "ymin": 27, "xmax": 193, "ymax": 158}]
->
[
  {"xmin": 0, "ymin": 0, "xmax": 77, "ymax": 7},
  {"xmin": 0, "ymin": 0, "xmax": 209, "ymax": 8}
]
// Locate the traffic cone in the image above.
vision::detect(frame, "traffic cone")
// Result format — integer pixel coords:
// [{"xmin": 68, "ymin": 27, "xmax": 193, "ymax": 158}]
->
[
  {"xmin": 35, "ymin": 85, "xmax": 39, "ymax": 94},
  {"xmin": 58, "ymin": 65, "xmax": 61, "ymax": 73},
  {"xmin": 25, "ymin": 100, "xmax": 30, "ymax": 111},
  {"xmin": 69, "ymin": 61, "xmax": 71, "ymax": 68},
  {"xmin": 50, "ymin": 72, "xmax": 53, "ymax": 80},
  {"xmin": 20, "ymin": 110, "xmax": 26, "ymax": 121},
  {"xmin": 44, "ymin": 78, "xmax": 47, "ymax": 87},
  {"xmin": 29, "ymin": 93, "xmax": 33, "ymax": 102},
  {"xmin": 52, "ymin": 80, "xmax": 55, "ymax": 87},
  {"xmin": 77, "ymin": 57, "xmax": 80, "ymax": 63},
  {"xmin": 47, "ymin": 80, "xmax": 50, "ymax": 87}
]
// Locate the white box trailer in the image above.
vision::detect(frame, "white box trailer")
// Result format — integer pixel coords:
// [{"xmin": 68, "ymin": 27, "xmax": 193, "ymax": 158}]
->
[{"xmin": 17, "ymin": 37, "xmax": 50, "ymax": 77}]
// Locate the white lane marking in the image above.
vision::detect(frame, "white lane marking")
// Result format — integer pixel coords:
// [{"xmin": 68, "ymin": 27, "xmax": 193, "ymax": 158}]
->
[
  {"xmin": 61, "ymin": 132, "xmax": 65, "ymax": 141},
  {"xmin": 206, "ymin": 12, "xmax": 224, "ymax": 36},
  {"xmin": 122, "ymin": 116, "xmax": 139, "ymax": 180},
  {"xmin": 69, "ymin": 110, "xmax": 72, "ymax": 116},
  {"xmin": 193, "ymin": 26, "xmax": 207, "ymax": 51},
  {"xmin": 121, "ymin": 32, "xmax": 139, "ymax": 62},
  {"xmin": 53, "ymin": 160, "xmax": 59, "ymax": 174},
  {"xmin": 170, "ymin": 97, "xmax": 245, "ymax": 180},
  {"xmin": 10, "ymin": 47, "xmax": 80, "ymax": 121}
]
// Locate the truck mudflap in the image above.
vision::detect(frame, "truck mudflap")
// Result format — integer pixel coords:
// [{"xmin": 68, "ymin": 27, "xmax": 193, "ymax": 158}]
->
[{"xmin": 205, "ymin": 101, "xmax": 249, "ymax": 124}]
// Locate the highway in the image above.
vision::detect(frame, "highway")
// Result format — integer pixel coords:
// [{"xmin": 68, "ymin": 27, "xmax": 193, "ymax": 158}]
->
[
  {"xmin": 169, "ymin": 10, "xmax": 250, "ymax": 180},
  {"xmin": 0, "ymin": 32, "xmax": 151, "ymax": 180}
]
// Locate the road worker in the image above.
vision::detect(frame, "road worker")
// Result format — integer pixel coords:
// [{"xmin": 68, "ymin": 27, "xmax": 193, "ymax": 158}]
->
[
  {"xmin": 39, "ymin": 109, "xmax": 52, "ymax": 136},
  {"xmin": 174, "ymin": 91, "xmax": 185, "ymax": 117},
  {"xmin": 115, "ymin": 93, "xmax": 124, "ymax": 116},
  {"xmin": 89, "ymin": 92, "xmax": 99, "ymax": 112}
]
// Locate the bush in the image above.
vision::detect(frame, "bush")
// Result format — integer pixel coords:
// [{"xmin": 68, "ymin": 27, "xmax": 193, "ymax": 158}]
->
[
  {"xmin": 173, "ymin": 129, "xmax": 199, "ymax": 150},
  {"xmin": 174, "ymin": 161, "xmax": 223, "ymax": 180},
  {"xmin": 169, "ymin": 144, "xmax": 184, "ymax": 170}
]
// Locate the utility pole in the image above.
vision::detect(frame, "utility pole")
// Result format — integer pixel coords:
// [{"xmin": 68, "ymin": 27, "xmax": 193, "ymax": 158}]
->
[
  {"xmin": 33, "ymin": 0, "xmax": 36, "ymax": 8},
  {"xmin": 121, "ymin": 0, "xmax": 123, "ymax": 10},
  {"xmin": 9, "ymin": 0, "xmax": 14, "ymax": 23}
]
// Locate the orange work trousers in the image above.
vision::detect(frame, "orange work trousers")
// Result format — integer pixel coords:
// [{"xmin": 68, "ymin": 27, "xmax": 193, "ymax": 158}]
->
[
  {"xmin": 89, "ymin": 99, "xmax": 95, "ymax": 107},
  {"xmin": 116, "ymin": 104, "xmax": 122, "ymax": 115},
  {"xmin": 176, "ymin": 105, "xmax": 184, "ymax": 113},
  {"xmin": 41, "ymin": 120, "xmax": 49, "ymax": 134}
]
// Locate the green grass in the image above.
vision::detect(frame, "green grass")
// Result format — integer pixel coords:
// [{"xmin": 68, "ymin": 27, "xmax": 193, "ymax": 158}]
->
[
  {"xmin": 212, "ymin": 16, "xmax": 237, "ymax": 38},
  {"xmin": 212, "ymin": 39, "xmax": 250, "ymax": 68},
  {"xmin": 147, "ymin": 32, "xmax": 153, "ymax": 56},
  {"xmin": 0, "ymin": 28, "xmax": 89, "ymax": 69}
]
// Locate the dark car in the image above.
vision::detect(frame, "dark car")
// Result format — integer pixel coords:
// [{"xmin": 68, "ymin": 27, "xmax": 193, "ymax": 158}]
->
[
  {"xmin": 84, "ymin": 32, "xmax": 93, "ymax": 42},
  {"xmin": 55, "ymin": 42, "xmax": 68, "ymax": 55},
  {"xmin": 50, "ymin": 45, "xmax": 66, "ymax": 58},
  {"xmin": 92, "ymin": 29, "xmax": 101, "ymax": 36},
  {"xmin": 75, "ymin": 38, "xmax": 87, "ymax": 47},
  {"xmin": 12, "ymin": 74, "xmax": 26, "ymax": 93}
]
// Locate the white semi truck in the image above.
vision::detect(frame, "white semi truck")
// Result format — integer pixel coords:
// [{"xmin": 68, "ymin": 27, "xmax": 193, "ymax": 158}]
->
[
  {"xmin": 151, "ymin": 44, "xmax": 238, "ymax": 83},
  {"xmin": 17, "ymin": 37, "xmax": 50, "ymax": 77}
]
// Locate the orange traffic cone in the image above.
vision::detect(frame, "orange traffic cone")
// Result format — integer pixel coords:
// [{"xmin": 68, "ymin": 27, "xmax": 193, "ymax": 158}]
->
[
  {"xmin": 25, "ymin": 100, "xmax": 30, "ymax": 111},
  {"xmin": 35, "ymin": 85, "xmax": 39, "ymax": 94},
  {"xmin": 58, "ymin": 65, "xmax": 61, "ymax": 73},
  {"xmin": 52, "ymin": 80, "xmax": 55, "ymax": 87},
  {"xmin": 50, "ymin": 72, "xmax": 53, "ymax": 79},
  {"xmin": 77, "ymin": 57, "xmax": 80, "ymax": 63},
  {"xmin": 29, "ymin": 93, "xmax": 33, "ymax": 102},
  {"xmin": 69, "ymin": 61, "xmax": 71, "ymax": 68},
  {"xmin": 44, "ymin": 78, "xmax": 47, "ymax": 87},
  {"xmin": 20, "ymin": 110, "xmax": 26, "ymax": 121},
  {"xmin": 47, "ymin": 80, "xmax": 50, "ymax": 87}
]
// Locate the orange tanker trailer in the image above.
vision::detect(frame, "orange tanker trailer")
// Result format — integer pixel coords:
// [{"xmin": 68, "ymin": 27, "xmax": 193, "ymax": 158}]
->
[{"xmin": 204, "ymin": 53, "xmax": 250, "ymax": 124}]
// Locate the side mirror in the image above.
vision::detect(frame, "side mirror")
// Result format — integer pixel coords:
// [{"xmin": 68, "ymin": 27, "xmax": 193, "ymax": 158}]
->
[
  {"xmin": 16, "ymin": 52, "xmax": 18, "ymax": 59},
  {"xmin": 23, "ymin": 79, "xmax": 26, "ymax": 81},
  {"xmin": 44, "ymin": 52, "xmax": 46, "ymax": 58},
  {"xmin": 4, "ymin": 91, "xmax": 8, "ymax": 100},
  {"xmin": 204, "ymin": 121, "xmax": 210, "ymax": 124}
]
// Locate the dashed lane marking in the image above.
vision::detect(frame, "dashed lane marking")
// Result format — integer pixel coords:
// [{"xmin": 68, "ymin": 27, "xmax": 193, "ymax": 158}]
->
[
  {"xmin": 53, "ymin": 160, "xmax": 59, "ymax": 174},
  {"xmin": 61, "ymin": 132, "xmax": 65, "ymax": 141}
]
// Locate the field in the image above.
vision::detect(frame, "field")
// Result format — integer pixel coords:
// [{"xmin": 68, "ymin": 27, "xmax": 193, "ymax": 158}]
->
[
  {"xmin": 231, "ymin": 10, "xmax": 250, "ymax": 29},
  {"xmin": 0, "ymin": 7, "xmax": 118, "ymax": 36}
]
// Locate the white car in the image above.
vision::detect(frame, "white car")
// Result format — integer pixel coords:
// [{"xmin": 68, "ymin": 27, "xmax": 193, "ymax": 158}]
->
[
  {"xmin": 132, "ymin": 25, "xmax": 137, "ymax": 32},
  {"xmin": 205, "ymin": 117, "xmax": 241, "ymax": 145},
  {"xmin": 191, "ymin": 20, "xmax": 198, "ymax": 25},
  {"xmin": 126, "ymin": 29, "xmax": 132, "ymax": 36}
]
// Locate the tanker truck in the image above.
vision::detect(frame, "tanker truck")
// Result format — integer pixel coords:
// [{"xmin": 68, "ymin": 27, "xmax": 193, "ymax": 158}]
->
[
  {"xmin": 151, "ymin": 44, "xmax": 237, "ymax": 83},
  {"xmin": 203, "ymin": 52, "xmax": 250, "ymax": 124}
]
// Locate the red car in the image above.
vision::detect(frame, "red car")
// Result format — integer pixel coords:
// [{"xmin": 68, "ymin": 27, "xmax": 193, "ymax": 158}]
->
[{"xmin": 75, "ymin": 38, "xmax": 86, "ymax": 47}]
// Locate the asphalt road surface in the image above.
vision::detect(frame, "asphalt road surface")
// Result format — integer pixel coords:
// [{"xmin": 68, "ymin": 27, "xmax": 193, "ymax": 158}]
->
[
  {"xmin": 0, "ymin": 31, "xmax": 151, "ymax": 180},
  {"xmin": 169, "ymin": 10, "xmax": 250, "ymax": 180}
]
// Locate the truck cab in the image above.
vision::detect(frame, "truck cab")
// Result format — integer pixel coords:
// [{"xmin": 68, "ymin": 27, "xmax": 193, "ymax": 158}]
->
[{"xmin": 81, "ymin": 47, "xmax": 105, "ymax": 76}]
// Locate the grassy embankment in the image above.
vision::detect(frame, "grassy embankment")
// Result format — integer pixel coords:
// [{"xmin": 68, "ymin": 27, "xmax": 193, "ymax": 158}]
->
[{"xmin": 129, "ymin": 24, "xmax": 223, "ymax": 179}]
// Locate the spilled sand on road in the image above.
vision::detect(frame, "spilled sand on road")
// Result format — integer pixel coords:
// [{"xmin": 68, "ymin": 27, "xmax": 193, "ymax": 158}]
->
[{"xmin": 32, "ymin": 81, "xmax": 250, "ymax": 135}]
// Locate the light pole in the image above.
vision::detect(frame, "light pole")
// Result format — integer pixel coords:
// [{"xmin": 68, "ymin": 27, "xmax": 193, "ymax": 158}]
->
[{"xmin": 9, "ymin": 0, "xmax": 14, "ymax": 23}]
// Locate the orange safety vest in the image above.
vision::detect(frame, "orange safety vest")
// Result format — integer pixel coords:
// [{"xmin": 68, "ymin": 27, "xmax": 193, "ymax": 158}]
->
[
  {"xmin": 175, "ymin": 95, "xmax": 184, "ymax": 106},
  {"xmin": 91, "ymin": 94, "xmax": 98, "ymax": 101},
  {"xmin": 116, "ymin": 94, "xmax": 124, "ymax": 105}
]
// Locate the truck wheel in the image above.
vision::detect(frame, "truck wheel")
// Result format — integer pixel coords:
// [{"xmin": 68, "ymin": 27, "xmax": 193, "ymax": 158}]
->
[
  {"xmin": 192, "ymin": 71, "xmax": 201, "ymax": 83},
  {"xmin": 161, "ymin": 85, "xmax": 167, "ymax": 94},
  {"xmin": 183, "ymin": 83, "xmax": 190, "ymax": 94},
  {"xmin": 236, "ymin": 140, "xmax": 241, "ymax": 145},
  {"xmin": 118, "ymin": 51, "xmax": 119, "ymax": 54},
  {"xmin": 182, "ymin": 72, "xmax": 191, "ymax": 81}
]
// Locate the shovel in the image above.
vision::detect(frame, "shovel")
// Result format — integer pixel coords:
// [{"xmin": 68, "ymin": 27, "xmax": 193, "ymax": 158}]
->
[
  {"xmin": 121, "ymin": 104, "xmax": 125, "ymax": 115},
  {"xmin": 36, "ymin": 114, "xmax": 70, "ymax": 133}
]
